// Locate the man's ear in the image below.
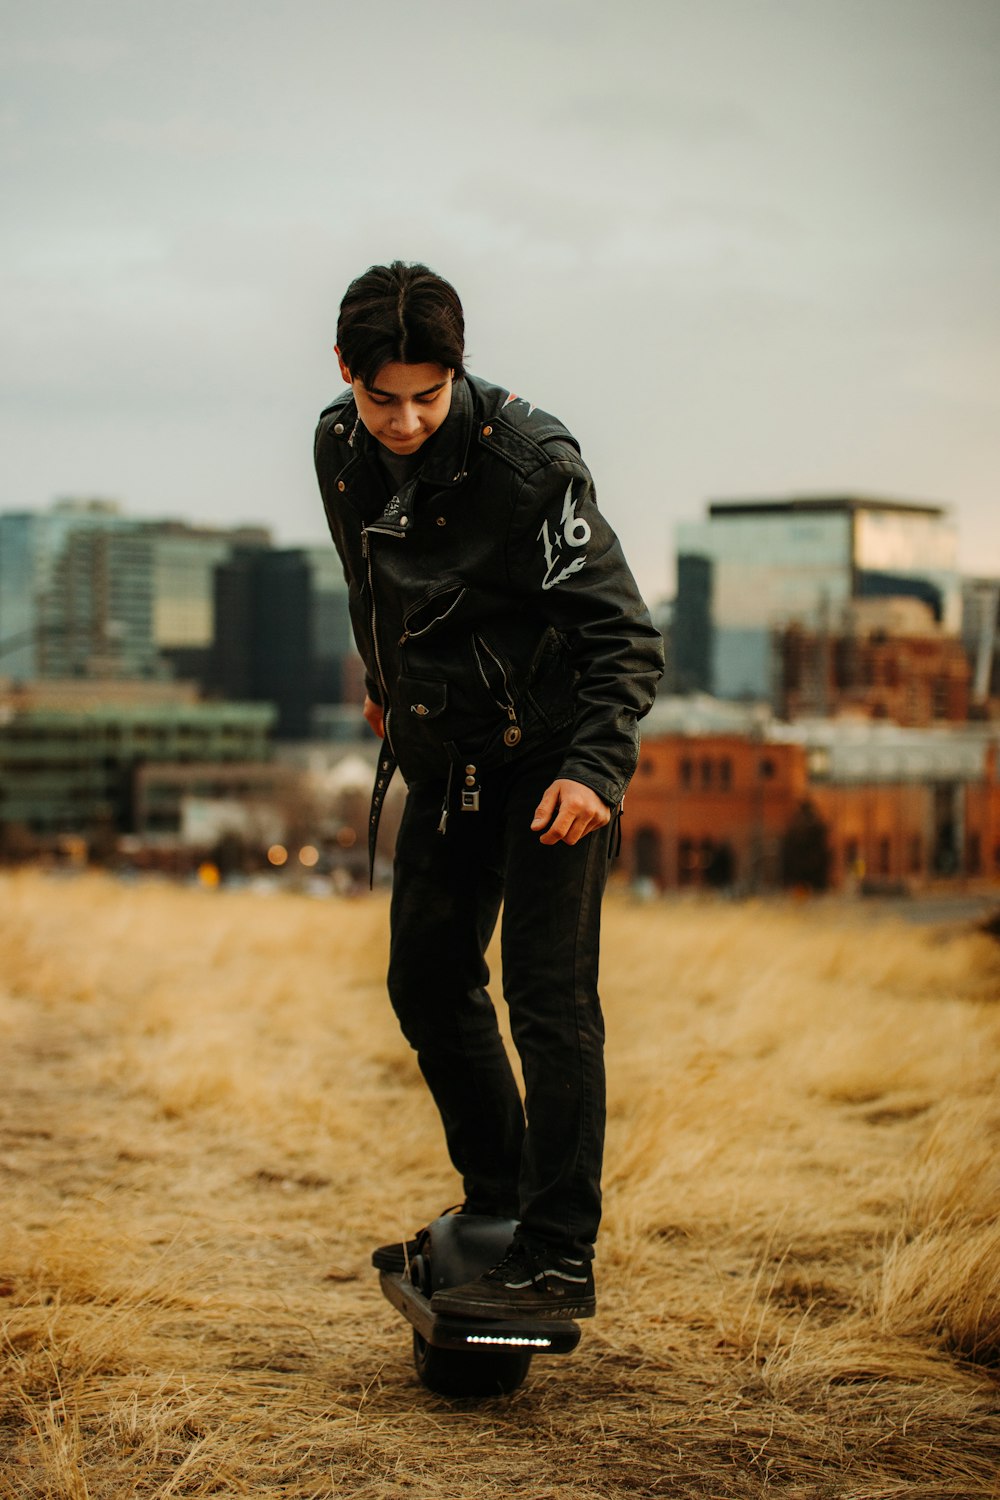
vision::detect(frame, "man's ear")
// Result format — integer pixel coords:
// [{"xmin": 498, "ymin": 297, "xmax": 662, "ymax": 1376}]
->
[{"xmin": 335, "ymin": 346, "xmax": 352, "ymax": 386}]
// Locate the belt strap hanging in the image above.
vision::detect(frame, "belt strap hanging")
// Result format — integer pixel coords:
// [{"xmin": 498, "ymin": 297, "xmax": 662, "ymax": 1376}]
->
[
  {"xmin": 610, "ymin": 799, "xmax": 624, "ymax": 861},
  {"xmin": 367, "ymin": 749, "xmax": 398, "ymax": 887}
]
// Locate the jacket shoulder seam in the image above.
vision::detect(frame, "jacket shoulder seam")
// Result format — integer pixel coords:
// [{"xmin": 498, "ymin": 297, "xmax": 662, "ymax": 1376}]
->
[{"xmin": 482, "ymin": 423, "xmax": 587, "ymax": 484}]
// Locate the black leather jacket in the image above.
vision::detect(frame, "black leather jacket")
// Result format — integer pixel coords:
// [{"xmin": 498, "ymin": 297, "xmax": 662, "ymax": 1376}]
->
[{"xmin": 314, "ymin": 373, "xmax": 664, "ymax": 808}]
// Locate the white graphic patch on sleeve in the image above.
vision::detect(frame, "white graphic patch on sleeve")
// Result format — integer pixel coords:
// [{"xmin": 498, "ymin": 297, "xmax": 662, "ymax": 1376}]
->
[{"xmin": 537, "ymin": 480, "xmax": 591, "ymax": 591}]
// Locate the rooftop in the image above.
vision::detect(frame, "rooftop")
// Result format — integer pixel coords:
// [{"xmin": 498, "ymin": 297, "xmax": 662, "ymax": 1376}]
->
[{"xmin": 707, "ymin": 495, "xmax": 948, "ymax": 520}]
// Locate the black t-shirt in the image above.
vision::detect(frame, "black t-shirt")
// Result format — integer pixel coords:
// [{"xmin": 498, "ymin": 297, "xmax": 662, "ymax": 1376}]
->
[{"xmin": 377, "ymin": 446, "xmax": 424, "ymax": 493}]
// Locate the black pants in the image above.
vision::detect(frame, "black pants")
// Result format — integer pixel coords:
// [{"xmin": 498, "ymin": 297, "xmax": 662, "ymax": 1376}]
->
[{"xmin": 387, "ymin": 739, "xmax": 613, "ymax": 1261}]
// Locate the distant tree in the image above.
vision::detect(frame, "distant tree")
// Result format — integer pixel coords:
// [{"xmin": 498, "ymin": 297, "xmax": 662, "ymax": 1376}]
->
[
  {"xmin": 212, "ymin": 831, "xmax": 247, "ymax": 881},
  {"xmin": 704, "ymin": 841, "xmax": 735, "ymax": 889},
  {"xmin": 781, "ymin": 800, "xmax": 831, "ymax": 891}
]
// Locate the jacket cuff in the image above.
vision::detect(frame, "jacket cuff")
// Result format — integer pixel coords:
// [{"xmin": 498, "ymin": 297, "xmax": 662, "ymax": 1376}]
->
[{"xmin": 554, "ymin": 764, "xmax": 622, "ymax": 810}]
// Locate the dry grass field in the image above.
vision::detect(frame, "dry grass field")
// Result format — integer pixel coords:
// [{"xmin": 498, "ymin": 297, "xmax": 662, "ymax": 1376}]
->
[{"xmin": 2, "ymin": 869, "xmax": 1000, "ymax": 1499}]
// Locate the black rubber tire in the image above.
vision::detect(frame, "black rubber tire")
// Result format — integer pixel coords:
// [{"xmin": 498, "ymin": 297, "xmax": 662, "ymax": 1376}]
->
[
  {"xmin": 412, "ymin": 1330, "xmax": 533, "ymax": 1397},
  {"xmin": 407, "ymin": 1253, "xmax": 431, "ymax": 1297}
]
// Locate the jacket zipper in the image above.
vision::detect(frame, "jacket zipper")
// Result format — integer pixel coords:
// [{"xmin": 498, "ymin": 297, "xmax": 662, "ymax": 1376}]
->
[
  {"xmin": 473, "ymin": 634, "xmax": 521, "ymax": 737},
  {"xmin": 362, "ymin": 526, "xmax": 404, "ymax": 755},
  {"xmin": 398, "ymin": 587, "xmax": 467, "ymax": 646}
]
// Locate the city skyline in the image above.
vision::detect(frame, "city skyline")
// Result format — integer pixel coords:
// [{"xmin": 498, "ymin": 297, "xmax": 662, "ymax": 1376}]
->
[{"xmin": 3, "ymin": 1, "xmax": 998, "ymax": 605}]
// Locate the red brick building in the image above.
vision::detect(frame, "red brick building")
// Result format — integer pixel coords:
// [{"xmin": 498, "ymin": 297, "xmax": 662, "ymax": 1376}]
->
[
  {"xmin": 622, "ymin": 717, "xmax": 1000, "ymax": 893},
  {"xmin": 777, "ymin": 618, "xmax": 972, "ymax": 726},
  {"xmin": 625, "ymin": 734, "xmax": 806, "ymax": 889}
]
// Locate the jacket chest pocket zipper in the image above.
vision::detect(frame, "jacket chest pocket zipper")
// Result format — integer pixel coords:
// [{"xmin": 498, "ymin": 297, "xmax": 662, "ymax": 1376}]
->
[
  {"xmin": 473, "ymin": 635, "xmax": 522, "ymax": 746},
  {"xmin": 398, "ymin": 586, "xmax": 467, "ymax": 646}
]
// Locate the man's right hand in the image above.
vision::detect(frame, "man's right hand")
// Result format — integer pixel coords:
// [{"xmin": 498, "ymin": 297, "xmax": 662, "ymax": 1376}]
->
[{"xmin": 363, "ymin": 694, "xmax": 385, "ymax": 739}]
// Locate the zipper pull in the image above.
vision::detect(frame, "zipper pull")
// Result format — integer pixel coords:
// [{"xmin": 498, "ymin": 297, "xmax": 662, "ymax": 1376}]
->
[
  {"xmin": 504, "ymin": 706, "xmax": 521, "ymax": 746},
  {"xmin": 438, "ymin": 763, "xmax": 453, "ymax": 834}
]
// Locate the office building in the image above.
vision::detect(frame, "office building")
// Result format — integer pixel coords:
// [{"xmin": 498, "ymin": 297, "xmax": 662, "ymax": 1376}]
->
[
  {"xmin": 38, "ymin": 523, "xmax": 163, "ymax": 679},
  {"xmin": 675, "ymin": 496, "xmax": 960, "ymax": 703},
  {"xmin": 210, "ymin": 546, "xmax": 352, "ymax": 739},
  {"xmin": 0, "ymin": 501, "xmax": 127, "ymax": 678},
  {"xmin": 0, "ymin": 501, "xmax": 271, "ymax": 683},
  {"xmin": 0, "ymin": 679, "xmax": 275, "ymax": 842},
  {"xmin": 153, "ymin": 520, "xmax": 270, "ymax": 657}
]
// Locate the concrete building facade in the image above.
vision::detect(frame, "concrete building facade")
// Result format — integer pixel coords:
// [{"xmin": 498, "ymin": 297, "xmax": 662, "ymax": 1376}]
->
[{"xmin": 0, "ymin": 680, "xmax": 275, "ymax": 842}]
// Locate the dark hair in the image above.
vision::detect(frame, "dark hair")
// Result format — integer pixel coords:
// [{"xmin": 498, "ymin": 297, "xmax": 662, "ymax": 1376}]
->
[{"xmin": 337, "ymin": 261, "xmax": 466, "ymax": 388}]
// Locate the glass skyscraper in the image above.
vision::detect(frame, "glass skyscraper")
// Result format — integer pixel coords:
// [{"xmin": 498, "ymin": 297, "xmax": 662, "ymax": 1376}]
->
[{"xmin": 675, "ymin": 496, "xmax": 960, "ymax": 701}]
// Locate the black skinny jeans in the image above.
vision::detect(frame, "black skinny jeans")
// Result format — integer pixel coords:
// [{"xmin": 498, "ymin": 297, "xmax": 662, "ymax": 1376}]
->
[{"xmin": 387, "ymin": 738, "xmax": 614, "ymax": 1262}]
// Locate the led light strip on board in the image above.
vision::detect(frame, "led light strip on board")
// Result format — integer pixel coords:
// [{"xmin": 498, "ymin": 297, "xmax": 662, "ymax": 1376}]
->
[{"xmin": 464, "ymin": 1334, "xmax": 553, "ymax": 1348}]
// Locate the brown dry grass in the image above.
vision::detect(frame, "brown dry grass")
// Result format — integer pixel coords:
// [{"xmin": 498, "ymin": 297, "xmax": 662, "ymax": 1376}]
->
[{"xmin": 1, "ymin": 870, "xmax": 1000, "ymax": 1499}]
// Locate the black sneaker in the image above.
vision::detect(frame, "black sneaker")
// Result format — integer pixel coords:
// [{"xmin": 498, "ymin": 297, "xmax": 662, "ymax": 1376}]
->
[
  {"xmin": 430, "ymin": 1239, "xmax": 596, "ymax": 1321},
  {"xmin": 371, "ymin": 1204, "xmax": 464, "ymax": 1274}
]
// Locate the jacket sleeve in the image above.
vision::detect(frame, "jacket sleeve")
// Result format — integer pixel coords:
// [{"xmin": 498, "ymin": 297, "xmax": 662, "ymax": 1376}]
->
[
  {"xmin": 507, "ymin": 450, "xmax": 664, "ymax": 806},
  {"xmin": 314, "ymin": 412, "xmax": 383, "ymax": 707}
]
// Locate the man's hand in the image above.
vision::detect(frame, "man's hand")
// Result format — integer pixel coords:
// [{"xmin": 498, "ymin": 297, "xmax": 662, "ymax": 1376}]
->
[
  {"xmin": 363, "ymin": 694, "xmax": 385, "ymax": 739},
  {"xmin": 531, "ymin": 779, "xmax": 612, "ymax": 846}
]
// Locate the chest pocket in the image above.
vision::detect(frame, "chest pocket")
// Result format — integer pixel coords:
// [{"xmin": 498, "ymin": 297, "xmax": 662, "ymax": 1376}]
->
[{"xmin": 398, "ymin": 676, "xmax": 448, "ymax": 720}]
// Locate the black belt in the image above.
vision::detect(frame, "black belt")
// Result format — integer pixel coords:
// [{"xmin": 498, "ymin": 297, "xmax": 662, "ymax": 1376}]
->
[{"xmin": 367, "ymin": 748, "xmax": 398, "ymax": 887}]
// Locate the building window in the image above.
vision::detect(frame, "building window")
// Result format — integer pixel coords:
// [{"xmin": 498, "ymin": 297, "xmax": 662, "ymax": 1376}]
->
[
  {"xmin": 759, "ymin": 757, "xmax": 775, "ymax": 781},
  {"xmin": 719, "ymin": 757, "xmax": 732, "ymax": 791},
  {"xmin": 638, "ymin": 757, "xmax": 654, "ymax": 777},
  {"xmin": 877, "ymin": 836, "xmax": 891, "ymax": 876},
  {"xmin": 634, "ymin": 826, "xmax": 662, "ymax": 882},
  {"xmin": 678, "ymin": 837, "xmax": 698, "ymax": 885},
  {"xmin": 700, "ymin": 758, "xmax": 713, "ymax": 789},
  {"xmin": 703, "ymin": 839, "xmax": 736, "ymax": 887},
  {"xmin": 679, "ymin": 757, "xmax": 693, "ymax": 789}
]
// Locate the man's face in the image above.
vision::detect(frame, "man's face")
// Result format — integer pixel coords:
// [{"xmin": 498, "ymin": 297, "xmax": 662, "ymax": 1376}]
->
[{"xmin": 337, "ymin": 352, "xmax": 453, "ymax": 456}]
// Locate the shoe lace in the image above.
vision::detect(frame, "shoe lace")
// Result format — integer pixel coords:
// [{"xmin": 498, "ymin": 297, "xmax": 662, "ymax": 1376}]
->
[{"xmin": 484, "ymin": 1239, "xmax": 537, "ymax": 1284}]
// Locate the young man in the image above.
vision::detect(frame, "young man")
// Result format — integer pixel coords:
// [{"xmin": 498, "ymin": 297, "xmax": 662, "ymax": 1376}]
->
[{"xmin": 314, "ymin": 262, "xmax": 663, "ymax": 1320}]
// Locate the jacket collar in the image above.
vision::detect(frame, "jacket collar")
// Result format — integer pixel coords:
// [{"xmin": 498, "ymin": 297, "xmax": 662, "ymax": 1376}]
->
[{"xmin": 417, "ymin": 374, "xmax": 474, "ymax": 487}]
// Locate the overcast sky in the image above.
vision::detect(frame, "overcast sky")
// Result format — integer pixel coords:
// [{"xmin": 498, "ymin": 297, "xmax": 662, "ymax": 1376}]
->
[{"xmin": 2, "ymin": 0, "xmax": 998, "ymax": 602}]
